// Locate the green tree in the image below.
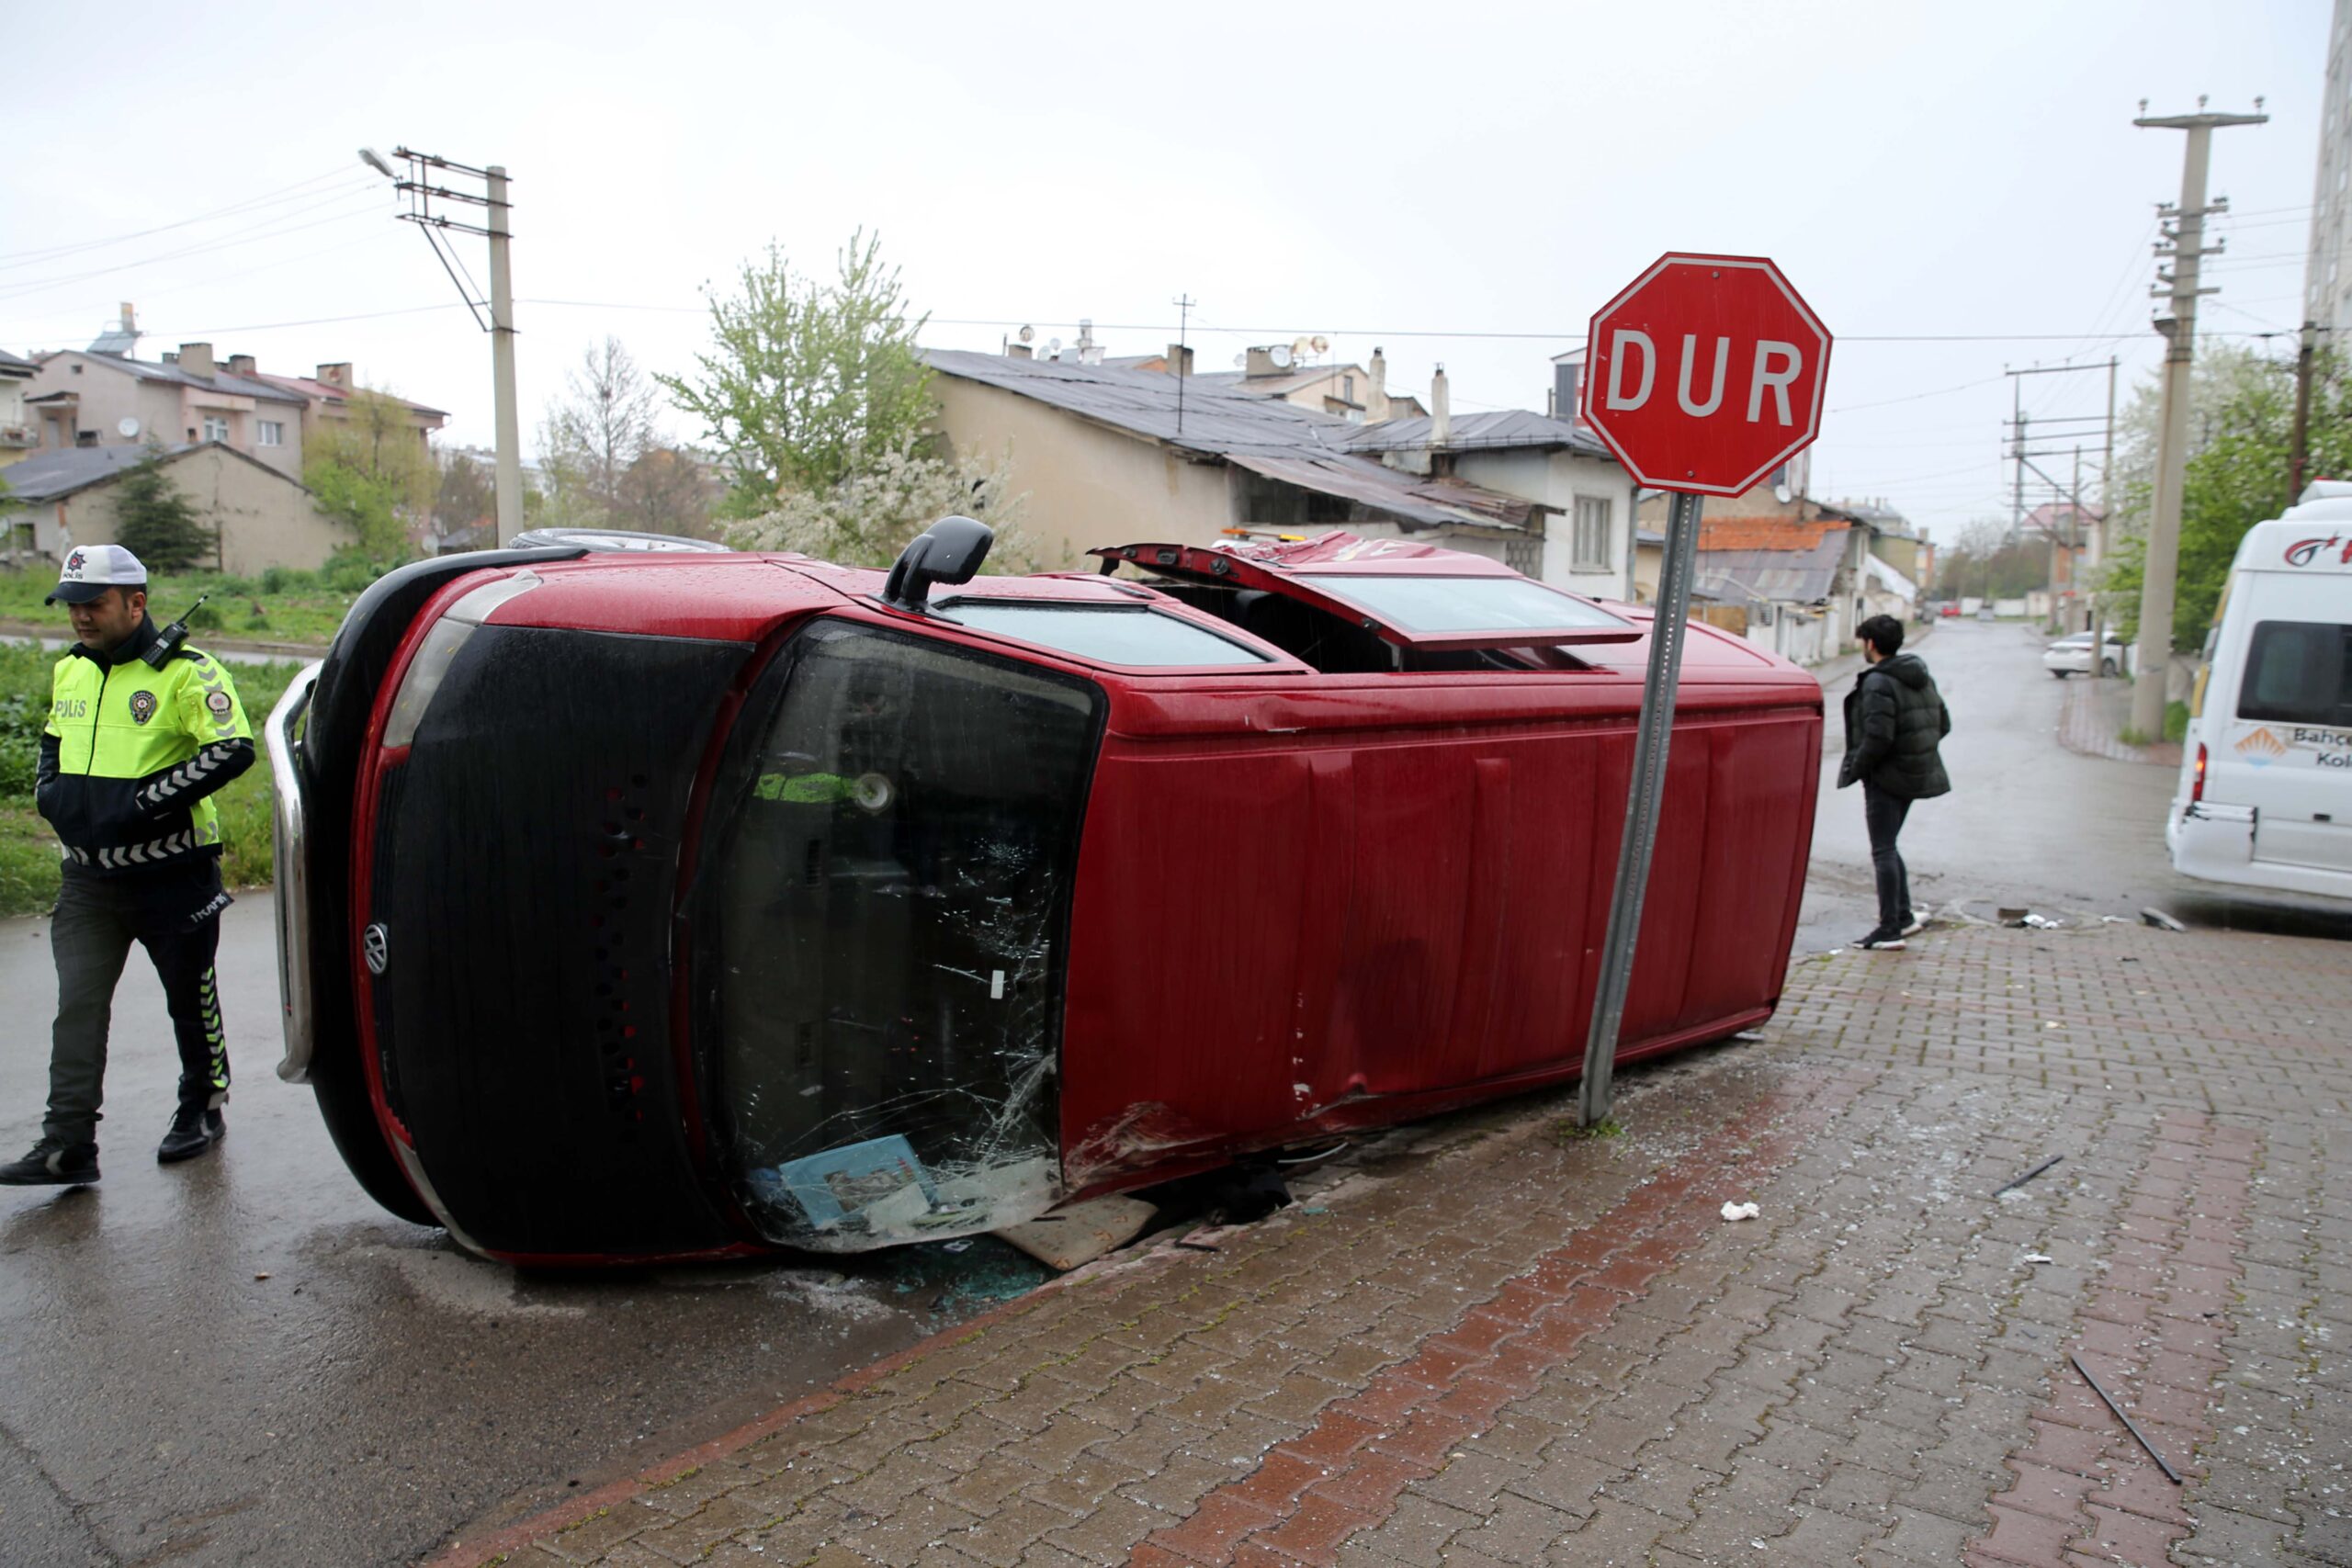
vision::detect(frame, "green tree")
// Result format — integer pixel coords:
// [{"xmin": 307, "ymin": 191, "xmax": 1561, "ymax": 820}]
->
[
  {"xmin": 305, "ymin": 388, "xmax": 437, "ymax": 559},
  {"xmin": 2100, "ymin": 344, "xmax": 2352, "ymax": 642},
  {"xmin": 659, "ymin": 231, "xmax": 933, "ymax": 517},
  {"xmin": 110, "ymin": 445, "xmax": 214, "ymax": 571},
  {"xmin": 727, "ymin": 438, "xmax": 1029, "ymax": 568},
  {"xmin": 432, "ymin": 451, "xmax": 496, "ymax": 547}
]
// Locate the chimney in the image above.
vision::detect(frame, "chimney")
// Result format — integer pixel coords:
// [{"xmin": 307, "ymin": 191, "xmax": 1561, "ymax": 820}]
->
[
  {"xmin": 316, "ymin": 362, "xmax": 352, "ymax": 389},
  {"xmin": 227, "ymin": 354, "xmax": 256, "ymax": 378},
  {"xmin": 1430, "ymin": 364, "xmax": 1452, "ymax": 447},
  {"xmin": 1368, "ymin": 346, "xmax": 1387, "ymax": 418},
  {"xmin": 177, "ymin": 343, "xmax": 215, "ymax": 378},
  {"xmin": 162, "ymin": 351, "xmax": 179, "ymax": 365},
  {"xmin": 1076, "ymin": 318, "xmax": 1102, "ymax": 366},
  {"xmin": 1165, "ymin": 343, "xmax": 1193, "ymax": 377},
  {"xmin": 1006, "ymin": 342, "xmax": 1033, "ymax": 360},
  {"xmin": 1245, "ymin": 346, "xmax": 1282, "ymax": 378}
]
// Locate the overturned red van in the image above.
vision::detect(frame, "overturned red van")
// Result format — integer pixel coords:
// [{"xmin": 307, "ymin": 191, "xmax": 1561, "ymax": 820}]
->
[{"xmin": 270, "ymin": 524, "xmax": 1821, "ymax": 1265}]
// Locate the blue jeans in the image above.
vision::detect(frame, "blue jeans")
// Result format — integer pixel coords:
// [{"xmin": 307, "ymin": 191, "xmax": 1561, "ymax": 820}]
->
[{"xmin": 1862, "ymin": 783, "xmax": 1913, "ymax": 932}]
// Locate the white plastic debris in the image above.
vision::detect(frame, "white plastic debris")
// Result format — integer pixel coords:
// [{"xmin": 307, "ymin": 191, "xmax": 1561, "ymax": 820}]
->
[
  {"xmin": 2022, "ymin": 913, "xmax": 2064, "ymax": 930},
  {"xmin": 2022, "ymin": 1253, "xmax": 2055, "ymax": 1265},
  {"xmin": 1721, "ymin": 1201, "xmax": 1761, "ymax": 1222}
]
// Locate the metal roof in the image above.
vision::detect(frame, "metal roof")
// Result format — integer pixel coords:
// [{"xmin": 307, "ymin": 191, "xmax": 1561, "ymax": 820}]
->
[
  {"xmin": 1693, "ymin": 525, "xmax": 1851, "ymax": 605},
  {"xmin": 924, "ymin": 349, "xmax": 1545, "ymax": 533},
  {"xmin": 0, "ymin": 347, "xmax": 34, "ymax": 376},
  {"xmin": 0, "ymin": 443, "xmax": 198, "ymax": 503},
  {"xmin": 1335, "ymin": 410, "xmax": 1614, "ymax": 460},
  {"xmin": 51, "ymin": 350, "xmax": 308, "ymax": 406}
]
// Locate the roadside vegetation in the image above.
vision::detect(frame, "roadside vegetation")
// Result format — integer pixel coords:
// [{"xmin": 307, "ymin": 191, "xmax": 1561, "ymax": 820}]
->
[
  {"xmin": 0, "ymin": 640, "xmax": 305, "ymax": 917},
  {"xmin": 0, "ymin": 562, "xmax": 367, "ymax": 648}
]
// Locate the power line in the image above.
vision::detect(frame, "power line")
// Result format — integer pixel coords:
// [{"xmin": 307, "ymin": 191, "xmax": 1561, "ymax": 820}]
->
[
  {"xmin": 0, "ymin": 187, "xmax": 390, "ymax": 305},
  {"xmin": 0, "ymin": 165, "xmax": 367, "ymax": 268}
]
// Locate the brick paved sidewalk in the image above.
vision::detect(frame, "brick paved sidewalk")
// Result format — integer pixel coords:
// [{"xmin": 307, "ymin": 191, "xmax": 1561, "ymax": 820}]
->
[
  {"xmin": 2056, "ymin": 678, "xmax": 2183, "ymax": 769},
  {"xmin": 431, "ymin": 923, "xmax": 2350, "ymax": 1568}
]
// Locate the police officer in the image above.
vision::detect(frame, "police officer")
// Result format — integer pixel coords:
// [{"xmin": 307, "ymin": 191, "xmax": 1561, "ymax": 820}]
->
[{"xmin": 0, "ymin": 546, "xmax": 254, "ymax": 1185}]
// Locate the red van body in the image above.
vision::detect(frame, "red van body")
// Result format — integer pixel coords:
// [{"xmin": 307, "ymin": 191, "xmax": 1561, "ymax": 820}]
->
[{"xmin": 270, "ymin": 533, "xmax": 1820, "ymax": 1265}]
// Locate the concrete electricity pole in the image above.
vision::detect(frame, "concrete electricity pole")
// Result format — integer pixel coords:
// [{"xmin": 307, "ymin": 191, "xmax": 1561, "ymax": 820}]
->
[
  {"xmin": 486, "ymin": 166, "xmax": 522, "ymax": 544},
  {"xmin": 2131, "ymin": 101, "xmax": 2266, "ymax": 739},
  {"xmin": 360, "ymin": 146, "xmax": 525, "ymax": 546}
]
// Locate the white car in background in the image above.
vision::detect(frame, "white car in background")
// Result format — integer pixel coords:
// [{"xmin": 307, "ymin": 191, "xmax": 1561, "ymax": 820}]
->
[{"xmin": 2041, "ymin": 631, "xmax": 2128, "ymax": 678}]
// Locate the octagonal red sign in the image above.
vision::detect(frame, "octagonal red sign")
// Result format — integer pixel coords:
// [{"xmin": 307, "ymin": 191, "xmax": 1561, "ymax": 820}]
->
[{"xmin": 1579, "ymin": 254, "xmax": 1832, "ymax": 498}]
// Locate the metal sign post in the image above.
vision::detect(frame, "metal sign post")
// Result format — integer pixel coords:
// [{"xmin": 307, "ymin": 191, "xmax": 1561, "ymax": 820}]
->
[
  {"xmin": 1577, "ymin": 490, "xmax": 1702, "ymax": 1125},
  {"xmin": 1570, "ymin": 253, "xmax": 1832, "ymax": 1127}
]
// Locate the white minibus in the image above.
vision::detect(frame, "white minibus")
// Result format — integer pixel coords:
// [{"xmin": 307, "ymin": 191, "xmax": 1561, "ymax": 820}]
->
[{"xmin": 2167, "ymin": 482, "xmax": 2352, "ymax": 900}]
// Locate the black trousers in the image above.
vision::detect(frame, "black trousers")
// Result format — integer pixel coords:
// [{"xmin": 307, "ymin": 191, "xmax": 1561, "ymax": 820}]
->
[
  {"xmin": 44, "ymin": 860, "xmax": 232, "ymax": 1147},
  {"xmin": 1862, "ymin": 783, "xmax": 1914, "ymax": 932}
]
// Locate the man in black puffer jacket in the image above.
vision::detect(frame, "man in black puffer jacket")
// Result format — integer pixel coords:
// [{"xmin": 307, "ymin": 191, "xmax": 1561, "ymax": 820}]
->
[{"xmin": 1837, "ymin": 614, "xmax": 1951, "ymax": 951}]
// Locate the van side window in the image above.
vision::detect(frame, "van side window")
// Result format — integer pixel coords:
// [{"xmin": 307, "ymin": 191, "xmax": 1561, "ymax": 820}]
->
[{"xmin": 2237, "ymin": 620, "xmax": 2352, "ymax": 727}]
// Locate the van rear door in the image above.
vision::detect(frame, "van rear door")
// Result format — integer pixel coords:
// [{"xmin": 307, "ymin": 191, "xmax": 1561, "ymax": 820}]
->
[{"xmin": 2229, "ymin": 616, "xmax": 2352, "ymax": 873}]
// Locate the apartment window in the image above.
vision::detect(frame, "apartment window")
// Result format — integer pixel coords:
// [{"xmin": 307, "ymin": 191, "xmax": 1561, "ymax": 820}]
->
[
  {"xmin": 258, "ymin": 420, "xmax": 284, "ymax": 447},
  {"xmin": 202, "ymin": 416, "xmax": 230, "ymax": 443},
  {"xmin": 1572, "ymin": 495, "xmax": 1613, "ymax": 571},
  {"xmin": 1342, "ymin": 374, "xmax": 1356, "ymax": 401}
]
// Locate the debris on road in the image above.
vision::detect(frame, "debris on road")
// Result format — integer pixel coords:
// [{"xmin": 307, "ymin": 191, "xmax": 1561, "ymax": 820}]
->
[
  {"xmin": 2140, "ymin": 907, "xmax": 2188, "ymax": 931},
  {"xmin": 1720, "ymin": 1201, "xmax": 1761, "ymax": 1222},
  {"xmin": 2070, "ymin": 1351, "xmax": 2185, "ymax": 1483},
  {"xmin": 2021, "ymin": 913, "xmax": 2064, "ymax": 930},
  {"xmin": 1993, "ymin": 1154, "xmax": 2065, "ymax": 1196},
  {"xmin": 996, "ymin": 1195, "xmax": 1159, "ymax": 1271}
]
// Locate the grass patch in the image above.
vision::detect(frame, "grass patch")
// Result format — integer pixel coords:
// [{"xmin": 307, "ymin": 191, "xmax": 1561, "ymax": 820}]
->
[
  {"xmin": 0, "ymin": 560, "xmax": 378, "ymax": 649},
  {"xmin": 2164, "ymin": 699, "xmax": 2189, "ymax": 744},
  {"xmin": 1554, "ymin": 1115, "xmax": 1625, "ymax": 1144},
  {"xmin": 0, "ymin": 642, "xmax": 304, "ymax": 917}
]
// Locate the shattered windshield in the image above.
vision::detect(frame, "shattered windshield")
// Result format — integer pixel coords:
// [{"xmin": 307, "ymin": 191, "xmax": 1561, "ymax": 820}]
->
[{"xmin": 702, "ymin": 620, "xmax": 1102, "ymax": 1249}]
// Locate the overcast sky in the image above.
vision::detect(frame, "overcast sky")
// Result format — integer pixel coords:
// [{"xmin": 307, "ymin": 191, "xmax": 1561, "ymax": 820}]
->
[{"xmin": 6, "ymin": 0, "xmax": 2327, "ymax": 540}]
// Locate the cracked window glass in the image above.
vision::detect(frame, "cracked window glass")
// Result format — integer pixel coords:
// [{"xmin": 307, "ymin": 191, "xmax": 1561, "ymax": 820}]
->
[{"xmin": 705, "ymin": 621, "xmax": 1101, "ymax": 1248}]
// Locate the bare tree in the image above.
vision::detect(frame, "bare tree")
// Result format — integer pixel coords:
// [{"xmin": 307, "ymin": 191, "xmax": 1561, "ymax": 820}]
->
[{"xmin": 539, "ymin": 337, "xmax": 660, "ymax": 525}]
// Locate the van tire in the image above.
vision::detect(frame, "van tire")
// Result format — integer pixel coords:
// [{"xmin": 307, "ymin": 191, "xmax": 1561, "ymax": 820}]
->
[
  {"xmin": 2101, "ymin": 659, "xmax": 2120, "ymax": 676},
  {"xmin": 2051, "ymin": 670, "xmax": 2070, "ymax": 679}
]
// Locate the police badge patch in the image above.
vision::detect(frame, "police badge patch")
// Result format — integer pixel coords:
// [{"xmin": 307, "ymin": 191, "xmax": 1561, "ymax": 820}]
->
[
  {"xmin": 206, "ymin": 690, "xmax": 233, "ymax": 720},
  {"xmin": 130, "ymin": 690, "xmax": 158, "ymax": 726}
]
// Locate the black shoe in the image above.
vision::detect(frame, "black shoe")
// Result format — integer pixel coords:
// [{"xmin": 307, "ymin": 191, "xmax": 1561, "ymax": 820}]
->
[
  {"xmin": 1855, "ymin": 926, "xmax": 1908, "ymax": 951},
  {"xmin": 157, "ymin": 1108, "xmax": 226, "ymax": 1164},
  {"xmin": 0, "ymin": 1138, "xmax": 100, "ymax": 1186}
]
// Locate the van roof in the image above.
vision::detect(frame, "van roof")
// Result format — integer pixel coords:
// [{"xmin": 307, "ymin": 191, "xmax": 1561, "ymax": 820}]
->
[{"xmin": 2233, "ymin": 506, "xmax": 2352, "ymax": 573}]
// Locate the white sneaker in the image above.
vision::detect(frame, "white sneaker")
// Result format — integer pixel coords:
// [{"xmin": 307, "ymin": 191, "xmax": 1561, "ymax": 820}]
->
[{"xmin": 1899, "ymin": 916, "xmax": 1925, "ymax": 938}]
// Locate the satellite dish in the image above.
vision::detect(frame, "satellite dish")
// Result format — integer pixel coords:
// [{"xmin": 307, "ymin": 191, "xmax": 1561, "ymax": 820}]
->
[
  {"xmin": 118, "ymin": 416, "xmax": 141, "ymax": 438},
  {"xmin": 1269, "ymin": 344, "xmax": 1294, "ymax": 368},
  {"xmin": 1773, "ymin": 483, "xmax": 1794, "ymax": 505},
  {"xmin": 1017, "ymin": 324, "xmax": 1035, "ymax": 344},
  {"xmin": 1290, "ymin": 336, "xmax": 1313, "ymax": 360},
  {"xmin": 1232, "ymin": 353, "xmax": 1247, "ymax": 368},
  {"xmin": 1310, "ymin": 335, "xmax": 1329, "ymax": 354},
  {"xmin": 1047, "ymin": 337, "xmax": 1062, "ymax": 354}
]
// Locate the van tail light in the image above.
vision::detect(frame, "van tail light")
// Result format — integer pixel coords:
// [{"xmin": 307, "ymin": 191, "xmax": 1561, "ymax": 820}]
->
[{"xmin": 2192, "ymin": 743, "xmax": 2208, "ymax": 805}]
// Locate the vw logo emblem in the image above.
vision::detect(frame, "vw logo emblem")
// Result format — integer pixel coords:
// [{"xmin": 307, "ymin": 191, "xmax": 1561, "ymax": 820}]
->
[{"xmin": 362, "ymin": 922, "xmax": 390, "ymax": 976}]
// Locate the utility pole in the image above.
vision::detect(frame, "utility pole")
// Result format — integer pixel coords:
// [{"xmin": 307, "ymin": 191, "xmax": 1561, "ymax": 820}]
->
[
  {"xmin": 359, "ymin": 146, "xmax": 526, "ymax": 546},
  {"xmin": 2132, "ymin": 99, "xmax": 2267, "ymax": 740},
  {"xmin": 2290, "ymin": 320, "xmax": 2317, "ymax": 502},
  {"xmin": 2003, "ymin": 362, "xmax": 2110, "ymax": 624},
  {"xmin": 1171, "ymin": 294, "xmax": 1195, "ymax": 439},
  {"xmin": 486, "ymin": 167, "xmax": 522, "ymax": 546}
]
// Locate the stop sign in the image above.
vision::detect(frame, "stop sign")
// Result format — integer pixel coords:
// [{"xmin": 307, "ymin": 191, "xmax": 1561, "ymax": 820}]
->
[{"xmin": 1579, "ymin": 254, "xmax": 1832, "ymax": 497}]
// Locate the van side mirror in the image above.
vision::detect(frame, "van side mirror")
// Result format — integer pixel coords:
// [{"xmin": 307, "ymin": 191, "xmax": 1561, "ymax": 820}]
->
[{"xmin": 882, "ymin": 515, "xmax": 994, "ymax": 613}]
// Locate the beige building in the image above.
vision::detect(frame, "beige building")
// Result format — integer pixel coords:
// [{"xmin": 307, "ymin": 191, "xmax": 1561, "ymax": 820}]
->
[
  {"xmin": 1185, "ymin": 345, "xmax": 1428, "ymax": 423},
  {"xmin": 0, "ymin": 442, "xmax": 344, "ymax": 573},
  {"xmin": 0, "ymin": 349, "xmax": 35, "ymax": 471},
  {"xmin": 27, "ymin": 344, "xmax": 311, "ymax": 482},
  {"xmin": 926, "ymin": 349, "xmax": 1550, "ymax": 572}
]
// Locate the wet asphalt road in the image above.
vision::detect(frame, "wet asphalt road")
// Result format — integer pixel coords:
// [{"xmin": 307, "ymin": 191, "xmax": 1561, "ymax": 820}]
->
[
  {"xmin": 2, "ymin": 616, "xmax": 2342, "ymax": 1568},
  {"xmin": 0, "ymin": 896, "xmax": 1031, "ymax": 1568},
  {"xmin": 1794, "ymin": 616, "xmax": 2352, "ymax": 952}
]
